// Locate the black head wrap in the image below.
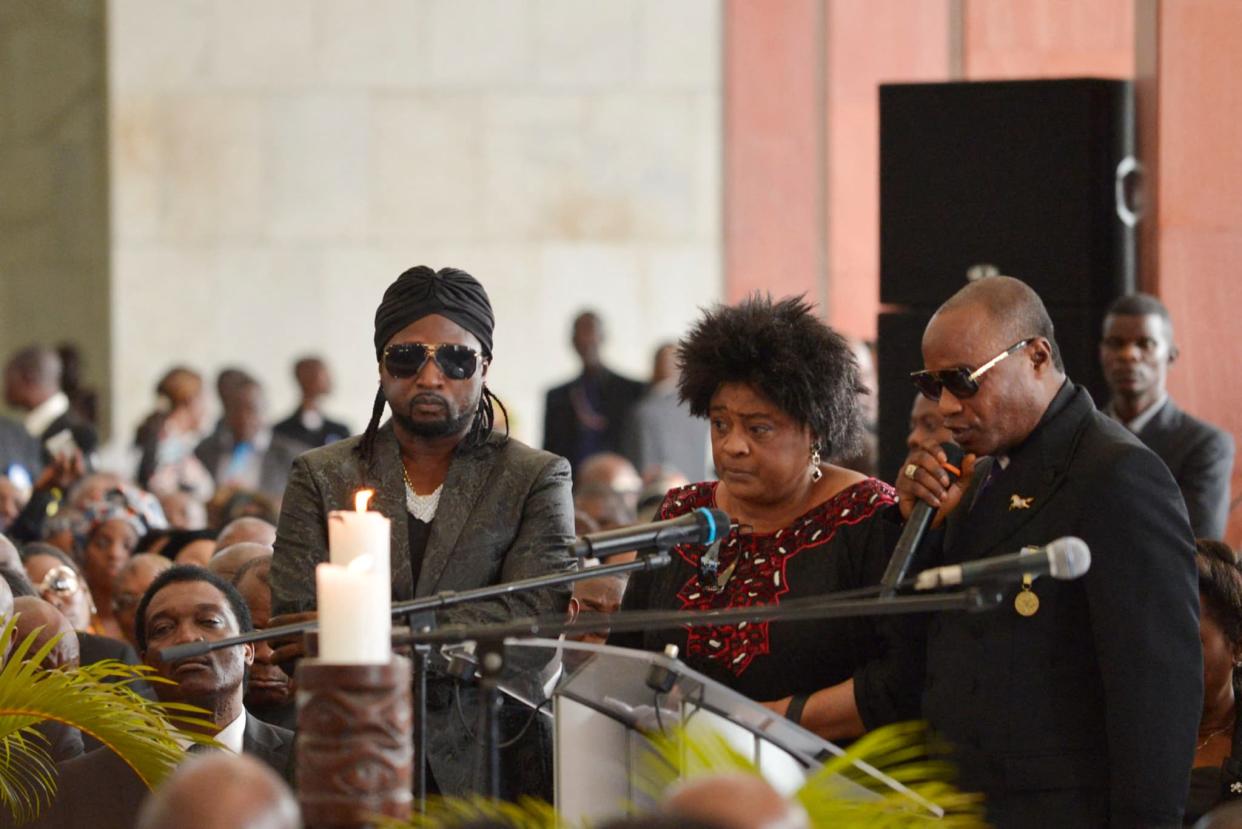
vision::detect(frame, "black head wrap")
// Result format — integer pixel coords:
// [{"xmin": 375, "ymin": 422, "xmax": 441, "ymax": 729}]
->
[{"xmin": 373, "ymin": 266, "xmax": 495, "ymax": 359}]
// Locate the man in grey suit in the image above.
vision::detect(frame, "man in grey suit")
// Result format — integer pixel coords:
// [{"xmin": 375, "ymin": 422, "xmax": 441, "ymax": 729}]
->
[
  {"xmin": 28, "ymin": 566, "xmax": 294, "ymax": 829},
  {"xmin": 194, "ymin": 376, "xmax": 304, "ymax": 500},
  {"xmin": 271, "ymin": 266, "xmax": 575, "ymax": 800},
  {"xmin": 1099, "ymin": 293, "xmax": 1235, "ymax": 539}
]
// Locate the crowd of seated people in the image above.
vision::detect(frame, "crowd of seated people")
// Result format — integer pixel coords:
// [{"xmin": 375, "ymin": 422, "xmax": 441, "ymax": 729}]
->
[{"xmin": 0, "ymin": 281, "xmax": 1237, "ymax": 829}]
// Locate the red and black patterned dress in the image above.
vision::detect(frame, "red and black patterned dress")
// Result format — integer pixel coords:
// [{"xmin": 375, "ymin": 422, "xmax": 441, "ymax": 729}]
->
[{"xmin": 610, "ymin": 478, "xmax": 922, "ymax": 728}]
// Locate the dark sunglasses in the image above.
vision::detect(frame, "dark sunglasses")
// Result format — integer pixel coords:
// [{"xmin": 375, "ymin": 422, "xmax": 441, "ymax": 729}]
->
[
  {"xmin": 383, "ymin": 342, "xmax": 484, "ymax": 381},
  {"xmin": 910, "ymin": 338, "xmax": 1032, "ymax": 401}
]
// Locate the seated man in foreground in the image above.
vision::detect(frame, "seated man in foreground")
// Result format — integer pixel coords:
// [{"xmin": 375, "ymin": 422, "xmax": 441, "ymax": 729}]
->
[{"xmin": 32, "ymin": 566, "xmax": 294, "ymax": 829}]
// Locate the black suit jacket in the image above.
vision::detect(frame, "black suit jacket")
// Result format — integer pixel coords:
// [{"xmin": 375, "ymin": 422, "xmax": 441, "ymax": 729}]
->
[
  {"xmin": 273, "ymin": 409, "xmax": 351, "ymax": 450},
  {"xmin": 1134, "ymin": 399, "xmax": 1235, "ymax": 540},
  {"xmin": 542, "ymin": 368, "xmax": 645, "ymax": 471},
  {"xmin": 27, "ymin": 714, "xmax": 294, "ymax": 829},
  {"xmin": 920, "ymin": 383, "xmax": 1201, "ymax": 828}
]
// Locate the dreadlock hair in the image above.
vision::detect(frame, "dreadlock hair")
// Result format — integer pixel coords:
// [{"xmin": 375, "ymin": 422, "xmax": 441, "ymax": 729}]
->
[
  {"xmin": 677, "ymin": 293, "xmax": 866, "ymax": 459},
  {"xmin": 355, "ymin": 385, "xmax": 510, "ymax": 469}
]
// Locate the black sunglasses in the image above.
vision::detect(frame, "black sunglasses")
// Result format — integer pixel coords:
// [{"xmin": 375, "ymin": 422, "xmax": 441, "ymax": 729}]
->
[
  {"xmin": 383, "ymin": 342, "xmax": 484, "ymax": 381},
  {"xmin": 910, "ymin": 338, "xmax": 1032, "ymax": 401}
]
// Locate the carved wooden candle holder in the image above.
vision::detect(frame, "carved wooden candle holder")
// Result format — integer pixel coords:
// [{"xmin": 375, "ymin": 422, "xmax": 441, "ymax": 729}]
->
[{"xmin": 296, "ymin": 657, "xmax": 413, "ymax": 828}]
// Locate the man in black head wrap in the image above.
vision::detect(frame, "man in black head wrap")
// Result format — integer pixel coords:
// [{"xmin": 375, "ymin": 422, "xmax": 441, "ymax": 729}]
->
[{"xmin": 270, "ymin": 266, "xmax": 575, "ymax": 800}]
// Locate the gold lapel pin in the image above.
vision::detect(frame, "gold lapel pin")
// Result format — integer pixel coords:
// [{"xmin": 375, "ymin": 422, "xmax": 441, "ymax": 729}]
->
[{"xmin": 1009, "ymin": 494, "xmax": 1034, "ymax": 511}]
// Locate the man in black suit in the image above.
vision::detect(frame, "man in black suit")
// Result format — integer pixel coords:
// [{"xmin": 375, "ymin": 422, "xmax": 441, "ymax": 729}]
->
[
  {"xmin": 273, "ymin": 356, "xmax": 351, "ymax": 449},
  {"xmin": 543, "ymin": 311, "xmax": 646, "ymax": 473},
  {"xmin": 899, "ymin": 277, "xmax": 1201, "ymax": 828},
  {"xmin": 31, "ymin": 566, "xmax": 294, "ymax": 829},
  {"xmin": 1099, "ymin": 293, "xmax": 1235, "ymax": 540},
  {"xmin": 0, "ymin": 414, "xmax": 41, "ymax": 485},
  {"xmin": 3, "ymin": 346, "xmax": 97, "ymax": 466}
]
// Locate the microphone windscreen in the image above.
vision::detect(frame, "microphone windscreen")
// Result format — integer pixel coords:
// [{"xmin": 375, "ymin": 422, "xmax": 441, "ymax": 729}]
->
[
  {"xmin": 941, "ymin": 442, "xmax": 966, "ymax": 478},
  {"xmin": 1048, "ymin": 536, "xmax": 1091, "ymax": 579}
]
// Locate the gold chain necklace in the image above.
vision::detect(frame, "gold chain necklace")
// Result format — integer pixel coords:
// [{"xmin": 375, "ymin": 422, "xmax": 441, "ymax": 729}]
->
[{"xmin": 1198, "ymin": 718, "xmax": 1235, "ymax": 751}]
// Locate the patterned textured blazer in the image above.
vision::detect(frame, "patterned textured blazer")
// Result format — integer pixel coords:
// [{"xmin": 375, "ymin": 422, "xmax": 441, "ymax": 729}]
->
[{"xmin": 271, "ymin": 421, "xmax": 575, "ymax": 797}]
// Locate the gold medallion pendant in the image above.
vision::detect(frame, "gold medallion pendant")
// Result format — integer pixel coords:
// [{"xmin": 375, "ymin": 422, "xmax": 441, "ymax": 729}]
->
[{"xmin": 1014, "ymin": 574, "xmax": 1039, "ymax": 617}]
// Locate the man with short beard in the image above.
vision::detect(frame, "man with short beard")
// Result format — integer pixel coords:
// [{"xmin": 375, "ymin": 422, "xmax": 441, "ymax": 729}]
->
[{"xmin": 271, "ymin": 266, "xmax": 575, "ymax": 801}]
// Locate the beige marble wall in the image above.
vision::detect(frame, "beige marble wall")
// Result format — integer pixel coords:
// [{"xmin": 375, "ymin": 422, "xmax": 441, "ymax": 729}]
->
[
  {"xmin": 107, "ymin": 0, "xmax": 722, "ymax": 449},
  {"xmin": 0, "ymin": 1, "xmax": 110, "ymax": 431}
]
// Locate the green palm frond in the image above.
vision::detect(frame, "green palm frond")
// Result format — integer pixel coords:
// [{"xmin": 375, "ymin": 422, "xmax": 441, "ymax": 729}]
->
[{"xmin": 0, "ymin": 619, "xmax": 218, "ymax": 825}]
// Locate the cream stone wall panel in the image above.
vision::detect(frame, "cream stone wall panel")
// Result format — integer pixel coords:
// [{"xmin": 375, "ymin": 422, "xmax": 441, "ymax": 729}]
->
[
  {"xmin": 476, "ymin": 94, "xmax": 588, "ymax": 241},
  {"xmin": 267, "ymin": 94, "xmax": 370, "ymax": 240},
  {"xmin": 111, "ymin": 95, "xmax": 163, "ymax": 242},
  {"xmin": 637, "ymin": 0, "xmax": 721, "ymax": 88},
  {"xmin": 154, "ymin": 94, "xmax": 272, "ymax": 243},
  {"xmin": 108, "ymin": 0, "xmax": 212, "ymax": 92},
  {"xmin": 584, "ymin": 92, "xmax": 705, "ymax": 241},
  {"xmin": 533, "ymin": 0, "xmax": 642, "ymax": 88},
  {"xmin": 207, "ymin": 0, "xmax": 318, "ymax": 89},
  {"xmin": 315, "ymin": 0, "xmax": 429, "ymax": 89},
  {"xmin": 427, "ymin": 0, "xmax": 535, "ymax": 86},
  {"xmin": 369, "ymin": 94, "xmax": 485, "ymax": 241}
]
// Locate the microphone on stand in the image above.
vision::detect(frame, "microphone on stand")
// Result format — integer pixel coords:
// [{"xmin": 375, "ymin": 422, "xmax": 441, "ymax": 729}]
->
[
  {"xmin": 570, "ymin": 507, "xmax": 730, "ymax": 559},
  {"xmin": 912, "ymin": 536, "xmax": 1091, "ymax": 591},
  {"xmin": 880, "ymin": 442, "xmax": 965, "ymax": 595}
]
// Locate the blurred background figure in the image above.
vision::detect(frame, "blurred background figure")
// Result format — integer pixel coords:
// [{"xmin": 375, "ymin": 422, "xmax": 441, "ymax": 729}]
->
[
  {"xmin": 232, "ymin": 554, "xmax": 295, "ymax": 731},
  {"xmin": 661, "ymin": 773, "xmax": 810, "ymax": 829},
  {"xmin": 56, "ymin": 342, "xmax": 99, "ymax": 429},
  {"xmin": 158, "ymin": 490, "xmax": 208, "ymax": 531},
  {"xmin": 4, "ymin": 345, "xmax": 98, "ymax": 467},
  {"xmin": 134, "ymin": 366, "xmax": 214, "ymax": 501},
  {"xmin": 622, "ymin": 343, "xmax": 710, "ymax": 483},
  {"xmin": 136, "ymin": 752, "xmax": 300, "ymax": 829},
  {"xmin": 563, "ymin": 571, "xmax": 627, "ymax": 673},
  {"xmin": 544, "ymin": 311, "xmax": 646, "ymax": 474},
  {"xmin": 273, "ymin": 356, "xmax": 350, "ymax": 449},
  {"xmin": 906, "ymin": 394, "xmax": 953, "ymax": 453},
  {"xmin": 576, "ymin": 452, "xmax": 643, "ymax": 517},
  {"xmin": 1099, "ymin": 293, "xmax": 1234, "ymax": 540},
  {"xmin": 195, "ymin": 377, "xmax": 301, "ymax": 500},
  {"xmin": 22, "ymin": 543, "xmax": 97, "ymax": 633},
  {"xmin": 111, "ymin": 552, "xmax": 171, "ymax": 649},
  {"xmin": 834, "ymin": 337, "xmax": 878, "ymax": 477}
]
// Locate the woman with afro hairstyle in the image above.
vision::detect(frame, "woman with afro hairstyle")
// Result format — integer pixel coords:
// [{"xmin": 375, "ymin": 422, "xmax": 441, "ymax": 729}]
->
[{"xmin": 610, "ymin": 294, "xmax": 920, "ymax": 740}]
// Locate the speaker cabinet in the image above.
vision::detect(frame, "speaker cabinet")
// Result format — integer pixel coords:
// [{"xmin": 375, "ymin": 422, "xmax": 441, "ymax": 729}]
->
[
  {"xmin": 880, "ymin": 78, "xmax": 1134, "ymax": 307},
  {"xmin": 876, "ymin": 78, "xmax": 1135, "ymax": 479}
]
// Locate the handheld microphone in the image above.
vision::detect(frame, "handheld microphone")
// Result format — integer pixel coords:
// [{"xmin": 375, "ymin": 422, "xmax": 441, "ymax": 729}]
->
[
  {"xmin": 880, "ymin": 442, "xmax": 965, "ymax": 595},
  {"xmin": 570, "ymin": 507, "xmax": 729, "ymax": 559},
  {"xmin": 912, "ymin": 536, "xmax": 1091, "ymax": 591}
]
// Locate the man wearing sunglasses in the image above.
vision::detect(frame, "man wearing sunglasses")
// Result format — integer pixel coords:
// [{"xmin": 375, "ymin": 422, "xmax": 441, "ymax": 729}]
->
[
  {"xmin": 896, "ymin": 276, "xmax": 1200, "ymax": 828},
  {"xmin": 270, "ymin": 265, "xmax": 575, "ymax": 801}
]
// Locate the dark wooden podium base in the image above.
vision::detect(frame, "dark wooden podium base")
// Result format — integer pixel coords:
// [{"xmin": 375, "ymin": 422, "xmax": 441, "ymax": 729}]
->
[{"xmin": 296, "ymin": 657, "xmax": 413, "ymax": 828}]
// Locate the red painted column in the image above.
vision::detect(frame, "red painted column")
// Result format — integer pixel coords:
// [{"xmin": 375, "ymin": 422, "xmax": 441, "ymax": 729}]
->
[{"xmin": 722, "ymin": 0, "xmax": 824, "ymax": 306}]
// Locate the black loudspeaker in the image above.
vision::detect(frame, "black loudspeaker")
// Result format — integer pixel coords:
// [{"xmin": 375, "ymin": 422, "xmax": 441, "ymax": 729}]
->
[
  {"xmin": 876, "ymin": 78, "xmax": 1135, "ymax": 479},
  {"xmin": 880, "ymin": 78, "xmax": 1135, "ymax": 307}
]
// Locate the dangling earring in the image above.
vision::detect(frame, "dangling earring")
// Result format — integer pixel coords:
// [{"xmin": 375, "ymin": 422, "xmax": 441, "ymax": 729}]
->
[{"xmin": 809, "ymin": 442, "xmax": 823, "ymax": 483}]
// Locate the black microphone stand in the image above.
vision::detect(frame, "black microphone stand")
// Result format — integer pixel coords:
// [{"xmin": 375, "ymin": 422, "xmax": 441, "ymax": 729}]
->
[{"xmin": 158, "ymin": 550, "xmax": 673, "ymax": 809}]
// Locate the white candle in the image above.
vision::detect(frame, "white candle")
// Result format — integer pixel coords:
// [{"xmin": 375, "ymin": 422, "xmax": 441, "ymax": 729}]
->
[
  {"xmin": 316, "ymin": 555, "xmax": 391, "ymax": 663},
  {"xmin": 328, "ymin": 490, "xmax": 391, "ymax": 571},
  {"xmin": 318, "ymin": 489, "xmax": 392, "ymax": 664}
]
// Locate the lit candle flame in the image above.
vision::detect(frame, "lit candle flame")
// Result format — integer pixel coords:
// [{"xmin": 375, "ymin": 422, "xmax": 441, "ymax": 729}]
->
[{"xmin": 355, "ymin": 489, "xmax": 374, "ymax": 512}]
